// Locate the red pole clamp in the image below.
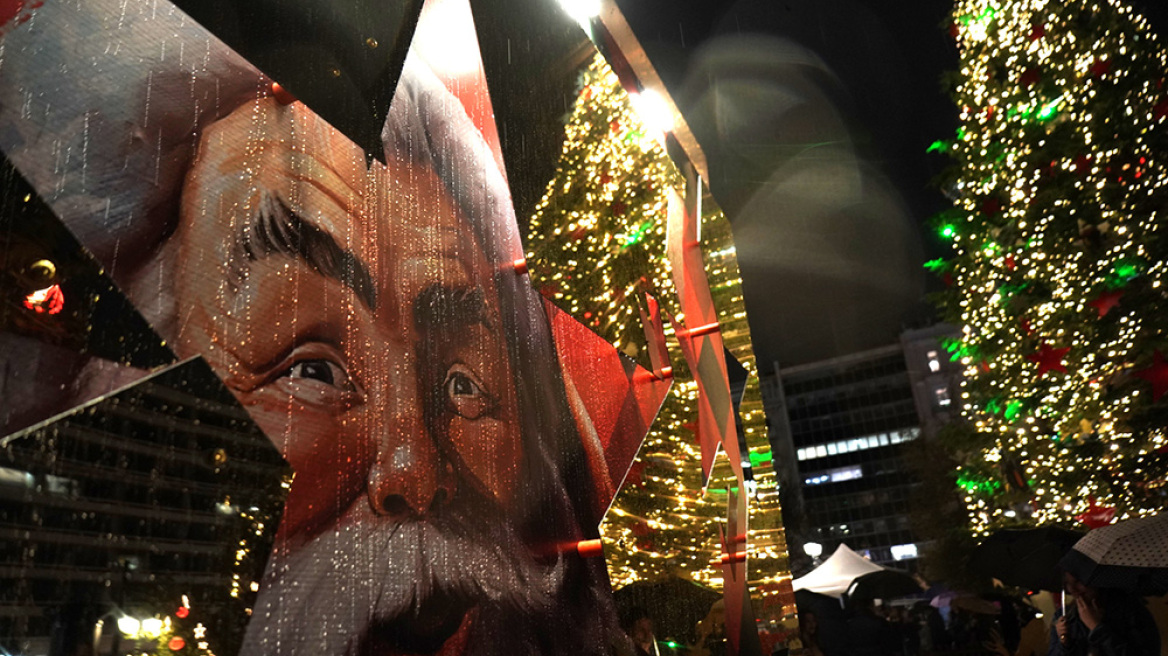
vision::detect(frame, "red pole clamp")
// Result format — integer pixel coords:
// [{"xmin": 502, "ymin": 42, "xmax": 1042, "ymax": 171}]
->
[
  {"xmin": 271, "ymin": 82, "xmax": 297, "ymax": 105},
  {"xmin": 680, "ymin": 322, "xmax": 719, "ymax": 338},
  {"xmin": 576, "ymin": 539, "xmax": 604, "ymax": 558}
]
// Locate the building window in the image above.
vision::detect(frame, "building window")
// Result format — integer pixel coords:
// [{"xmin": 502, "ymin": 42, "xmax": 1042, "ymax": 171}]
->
[
  {"xmin": 803, "ymin": 465, "xmax": 863, "ymax": 486},
  {"xmin": 891, "ymin": 543, "xmax": 919, "ymax": 561},
  {"xmin": 927, "ymin": 350, "xmax": 941, "ymax": 373},
  {"xmin": 795, "ymin": 428, "xmax": 921, "ymax": 461},
  {"xmin": 830, "ymin": 465, "xmax": 863, "ymax": 482}
]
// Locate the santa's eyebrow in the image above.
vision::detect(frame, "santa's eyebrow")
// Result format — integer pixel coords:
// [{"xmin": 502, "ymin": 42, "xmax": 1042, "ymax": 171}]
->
[
  {"xmin": 413, "ymin": 283, "xmax": 491, "ymax": 338},
  {"xmin": 230, "ymin": 193, "xmax": 378, "ymax": 310}
]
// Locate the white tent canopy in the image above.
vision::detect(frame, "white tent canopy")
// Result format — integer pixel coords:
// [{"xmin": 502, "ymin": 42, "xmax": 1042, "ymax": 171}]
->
[{"xmin": 792, "ymin": 544, "xmax": 887, "ymax": 598}]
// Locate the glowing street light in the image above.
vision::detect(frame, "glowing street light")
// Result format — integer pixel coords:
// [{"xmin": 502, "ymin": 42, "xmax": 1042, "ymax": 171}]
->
[{"xmin": 556, "ymin": 0, "xmax": 600, "ymax": 29}]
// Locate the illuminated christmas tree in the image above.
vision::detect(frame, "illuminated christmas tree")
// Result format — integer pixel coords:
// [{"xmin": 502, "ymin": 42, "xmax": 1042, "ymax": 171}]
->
[
  {"xmin": 525, "ymin": 55, "xmax": 792, "ymax": 612},
  {"xmin": 934, "ymin": 0, "xmax": 1168, "ymax": 535}
]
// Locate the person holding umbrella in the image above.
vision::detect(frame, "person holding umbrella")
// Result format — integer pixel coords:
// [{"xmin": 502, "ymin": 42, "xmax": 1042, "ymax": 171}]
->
[
  {"xmin": 1050, "ymin": 512, "xmax": 1168, "ymax": 656},
  {"xmin": 1048, "ymin": 571, "xmax": 1160, "ymax": 656}
]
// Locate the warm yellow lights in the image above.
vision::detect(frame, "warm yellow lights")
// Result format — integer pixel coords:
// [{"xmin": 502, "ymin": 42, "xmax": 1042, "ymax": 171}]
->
[
  {"xmin": 943, "ymin": 0, "xmax": 1168, "ymax": 535},
  {"xmin": 524, "ymin": 53, "xmax": 792, "ymax": 619}
]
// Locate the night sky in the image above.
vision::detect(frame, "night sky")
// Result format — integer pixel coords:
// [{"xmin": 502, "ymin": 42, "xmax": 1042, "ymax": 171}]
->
[{"xmin": 615, "ymin": 0, "xmax": 1168, "ymax": 370}]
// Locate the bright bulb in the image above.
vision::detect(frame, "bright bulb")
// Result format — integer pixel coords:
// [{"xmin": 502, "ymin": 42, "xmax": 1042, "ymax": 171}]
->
[
  {"xmin": 630, "ymin": 90, "xmax": 674, "ymax": 136},
  {"xmin": 117, "ymin": 616, "xmax": 141, "ymax": 637},
  {"xmin": 803, "ymin": 542, "xmax": 823, "ymax": 558},
  {"xmin": 141, "ymin": 617, "xmax": 164, "ymax": 638}
]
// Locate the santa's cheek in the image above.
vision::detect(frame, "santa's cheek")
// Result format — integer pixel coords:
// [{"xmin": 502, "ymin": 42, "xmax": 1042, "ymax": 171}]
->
[
  {"xmin": 447, "ymin": 418, "xmax": 521, "ymax": 507},
  {"xmin": 244, "ymin": 402, "xmax": 373, "ymax": 539}
]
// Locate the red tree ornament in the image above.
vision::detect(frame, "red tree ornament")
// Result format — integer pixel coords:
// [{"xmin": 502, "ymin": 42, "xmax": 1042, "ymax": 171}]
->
[
  {"xmin": 1027, "ymin": 343, "xmax": 1070, "ymax": 376},
  {"xmin": 1154, "ymin": 98, "xmax": 1168, "ymax": 121},
  {"xmin": 1076, "ymin": 497, "xmax": 1116, "ymax": 529},
  {"xmin": 1089, "ymin": 58, "xmax": 1112, "ymax": 78},
  {"xmin": 1019, "ymin": 67, "xmax": 1041, "ymax": 88},
  {"xmin": 22, "ymin": 284, "xmax": 64, "ymax": 314},
  {"xmin": 1133, "ymin": 350, "xmax": 1168, "ymax": 401},
  {"xmin": 1088, "ymin": 289, "xmax": 1123, "ymax": 317},
  {"xmin": 1028, "ymin": 23, "xmax": 1045, "ymax": 41},
  {"xmin": 982, "ymin": 197, "xmax": 1002, "ymax": 217}
]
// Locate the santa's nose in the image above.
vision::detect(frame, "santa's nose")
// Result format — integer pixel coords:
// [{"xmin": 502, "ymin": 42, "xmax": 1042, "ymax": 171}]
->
[{"xmin": 367, "ymin": 405, "xmax": 456, "ymax": 517}]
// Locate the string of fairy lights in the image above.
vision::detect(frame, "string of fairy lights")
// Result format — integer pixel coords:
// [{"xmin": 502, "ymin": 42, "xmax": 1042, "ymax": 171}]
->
[
  {"xmin": 525, "ymin": 54, "xmax": 793, "ymax": 617},
  {"xmin": 936, "ymin": 0, "xmax": 1168, "ymax": 535}
]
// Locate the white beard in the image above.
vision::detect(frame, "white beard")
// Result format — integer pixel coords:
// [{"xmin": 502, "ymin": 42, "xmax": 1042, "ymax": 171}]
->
[{"xmin": 240, "ymin": 498, "xmax": 566, "ymax": 656}]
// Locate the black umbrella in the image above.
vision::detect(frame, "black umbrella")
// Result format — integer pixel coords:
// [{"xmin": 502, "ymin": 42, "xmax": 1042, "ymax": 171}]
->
[
  {"xmin": 970, "ymin": 526, "xmax": 1085, "ymax": 592},
  {"xmin": 846, "ymin": 570, "xmax": 924, "ymax": 601},
  {"xmin": 794, "ymin": 589, "xmax": 844, "ymax": 620},
  {"xmin": 1059, "ymin": 513, "xmax": 1168, "ymax": 595},
  {"xmin": 613, "ymin": 576, "xmax": 721, "ymax": 646}
]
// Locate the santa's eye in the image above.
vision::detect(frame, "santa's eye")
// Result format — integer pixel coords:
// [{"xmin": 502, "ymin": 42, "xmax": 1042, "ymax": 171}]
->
[
  {"xmin": 443, "ymin": 365, "xmax": 496, "ymax": 420},
  {"xmin": 280, "ymin": 358, "xmax": 353, "ymax": 391},
  {"xmin": 262, "ymin": 345, "xmax": 362, "ymax": 410}
]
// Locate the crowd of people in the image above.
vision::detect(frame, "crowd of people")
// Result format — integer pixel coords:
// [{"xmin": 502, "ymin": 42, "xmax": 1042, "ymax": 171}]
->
[{"xmin": 796, "ymin": 574, "xmax": 1165, "ymax": 656}]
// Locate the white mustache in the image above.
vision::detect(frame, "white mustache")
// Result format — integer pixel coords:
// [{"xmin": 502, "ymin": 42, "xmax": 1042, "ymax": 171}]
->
[{"xmin": 240, "ymin": 504, "xmax": 566, "ymax": 656}]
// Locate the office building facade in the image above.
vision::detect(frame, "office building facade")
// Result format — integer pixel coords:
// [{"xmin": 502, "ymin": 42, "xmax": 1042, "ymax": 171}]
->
[{"xmin": 761, "ymin": 325, "xmax": 961, "ymax": 572}]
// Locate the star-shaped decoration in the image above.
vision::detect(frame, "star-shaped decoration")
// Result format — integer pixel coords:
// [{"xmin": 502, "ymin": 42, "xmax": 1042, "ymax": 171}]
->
[
  {"xmin": 1075, "ymin": 497, "xmax": 1116, "ymax": 529},
  {"xmin": 1133, "ymin": 350, "xmax": 1168, "ymax": 401},
  {"xmin": 1088, "ymin": 289, "xmax": 1123, "ymax": 317},
  {"xmin": 1026, "ymin": 343, "xmax": 1070, "ymax": 377},
  {"xmin": 1155, "ymin": 97, "xmax": 1168, "ymax": 121},
  {"xmin": 1019, "ymin": 67, "xmax": 1041, "ymax": 88},
  {"xmin": 1089, "ymin": 58, "xmax": 1112, "ymax": 78}
]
